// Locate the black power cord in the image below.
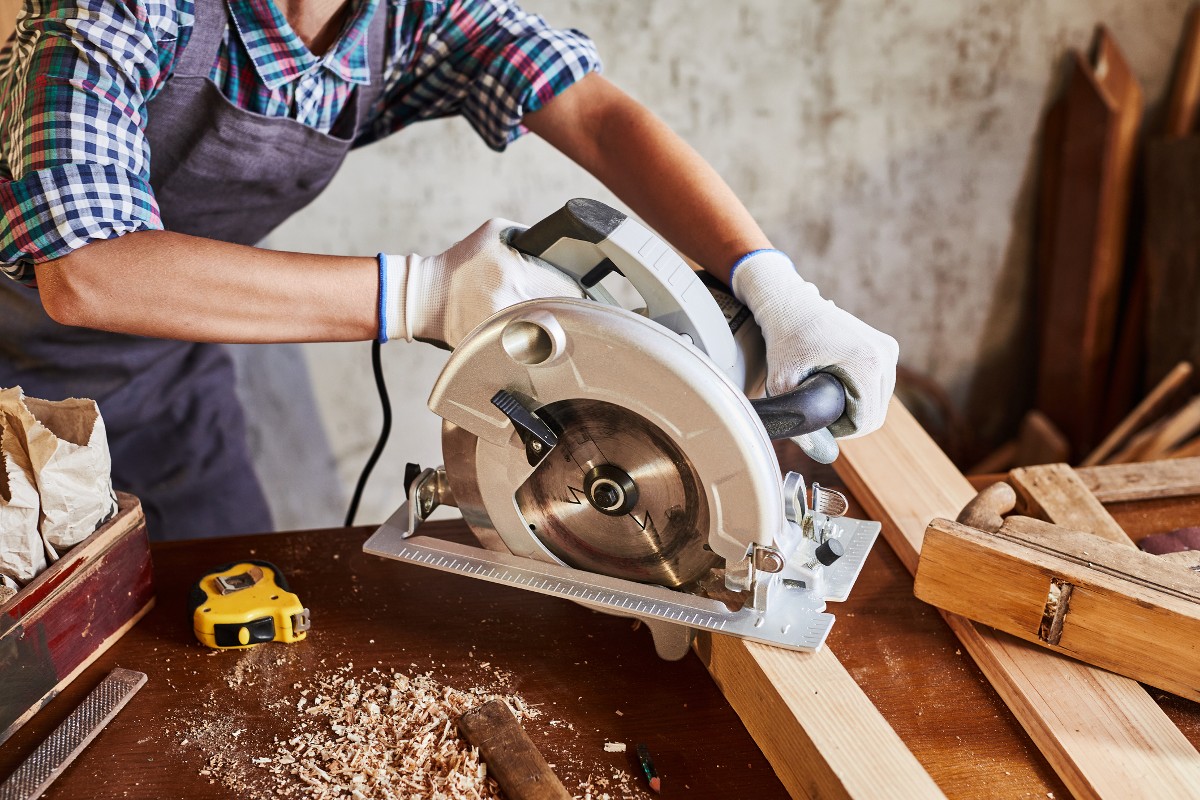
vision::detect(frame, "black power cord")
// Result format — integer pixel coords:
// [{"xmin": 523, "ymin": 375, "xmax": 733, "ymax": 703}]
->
[{"xmin": 344, "ymin": 340, "xmax": 392, "ymax": 527}]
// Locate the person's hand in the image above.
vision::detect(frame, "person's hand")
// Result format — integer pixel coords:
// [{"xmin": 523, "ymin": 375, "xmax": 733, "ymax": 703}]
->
[
  {"xmin": 379, "ymin": 219, "xmax": 583, "ymax": 348},
  {"xmin": 731, "ymin": 249, "xmax": 898, "ymax": 438}
]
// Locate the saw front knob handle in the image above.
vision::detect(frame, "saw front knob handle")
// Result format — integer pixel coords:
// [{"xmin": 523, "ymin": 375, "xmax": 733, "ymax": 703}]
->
[{"xmin": 749, "ymin": 372, "xmax": 847, "ymax": 464}]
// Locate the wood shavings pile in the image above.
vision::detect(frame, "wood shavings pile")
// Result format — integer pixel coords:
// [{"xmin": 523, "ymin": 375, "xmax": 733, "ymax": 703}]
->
[
  {"xmin": 175, "ymin": 649, "xmax": 649, "ymax": 800},
  {"xmin": 260, "ymin": 665, "xmax": 510, "ymax": 799}
]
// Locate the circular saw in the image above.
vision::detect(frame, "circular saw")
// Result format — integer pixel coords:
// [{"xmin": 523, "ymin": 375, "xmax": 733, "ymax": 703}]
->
[{"xmin": 364, "ymin": 199, "xmax": 881, "ymax": 659}]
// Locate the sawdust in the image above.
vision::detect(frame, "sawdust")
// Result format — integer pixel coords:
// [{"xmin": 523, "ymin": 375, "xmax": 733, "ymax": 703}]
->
[{"xmin": 176, "ymin": 651, "xmax": 649, "ymax": 800}]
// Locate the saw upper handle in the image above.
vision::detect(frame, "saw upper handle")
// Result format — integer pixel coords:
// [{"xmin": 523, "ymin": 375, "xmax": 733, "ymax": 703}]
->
[{"xmin": 508, "ymin": 199, "xmax": 737, "ymax": 375}]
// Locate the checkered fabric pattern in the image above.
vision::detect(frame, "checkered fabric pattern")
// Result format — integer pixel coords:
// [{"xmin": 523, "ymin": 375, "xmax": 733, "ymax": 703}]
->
[{"xmin": 0, "ymin": 0, "xmax": 601, "ymax": 284}]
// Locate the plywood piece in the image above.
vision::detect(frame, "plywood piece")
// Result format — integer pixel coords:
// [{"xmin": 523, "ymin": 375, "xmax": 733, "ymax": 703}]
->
[
  {"xmin": 696, "ymin": 636, "xmax": 945, "ymax": 799},
  {"xmin": 1083, "ymin": 362, "xmax": 1194, "ymax": 466},
  {"xmin": 916, "ymin": 516, "xmax": 1200, "ymax": 702},
  {"xmin": 836, "ymin": 398, "xmax": 1200, "ymax": 799},
  {"xmin": 1036, "ymin": 30, "xmax": 1144, "ymax": 456}
]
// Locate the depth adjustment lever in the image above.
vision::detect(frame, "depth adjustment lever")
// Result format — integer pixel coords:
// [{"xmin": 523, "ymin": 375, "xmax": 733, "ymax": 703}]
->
[{"xmin": 491, "ymin": 390, "xmax": 558, "ymax": 466}]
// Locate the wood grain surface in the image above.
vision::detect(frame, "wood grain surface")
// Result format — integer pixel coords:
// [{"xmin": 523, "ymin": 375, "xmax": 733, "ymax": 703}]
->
[
  {"xmin": 0, "ymin": 494, "xmax": 1087, "ymax": 799},
  {"xmin": 837, "ymin": 400, "xmax": 1200, "ymax": 799}
]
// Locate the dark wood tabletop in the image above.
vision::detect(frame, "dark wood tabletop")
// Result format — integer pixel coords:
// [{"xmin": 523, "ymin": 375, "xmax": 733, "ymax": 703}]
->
[{"xmin": 2, "ymin": 481, "xmax": 1198, "ymax": 799}]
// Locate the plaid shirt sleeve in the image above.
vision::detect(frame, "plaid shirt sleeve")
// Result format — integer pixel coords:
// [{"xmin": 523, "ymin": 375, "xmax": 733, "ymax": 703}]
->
[
  {"xmin": 0, "ymin": 0, "xmax": 188, "ymax": 285},
  {"xmin": 358, "ymin": 0, "xmax": 601, "ymax": 151}
]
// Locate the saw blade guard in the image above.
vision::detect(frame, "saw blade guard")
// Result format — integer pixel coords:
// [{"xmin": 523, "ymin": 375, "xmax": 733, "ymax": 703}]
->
[
  {"xmin": 508, "ymin": 199, "xmax": 743, "ymax": 387},
  {"xmin": 429, "ymin": 299, "xmax": 785, "ymax": 570}
]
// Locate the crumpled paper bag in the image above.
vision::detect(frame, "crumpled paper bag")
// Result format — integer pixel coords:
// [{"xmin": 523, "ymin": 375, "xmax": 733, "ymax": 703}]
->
[
  {"xmin": 0, "ymin": 387, "xmax": 117, "ymax": 555},
  {"xmin": 0, "ymin": 417, "xmax": 44, "ymax": 584}
]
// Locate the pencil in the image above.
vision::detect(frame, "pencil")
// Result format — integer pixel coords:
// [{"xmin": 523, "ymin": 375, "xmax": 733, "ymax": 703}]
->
[{"xmin": 636, "ymin": 743, "xmax": 660, "ymax": 794}]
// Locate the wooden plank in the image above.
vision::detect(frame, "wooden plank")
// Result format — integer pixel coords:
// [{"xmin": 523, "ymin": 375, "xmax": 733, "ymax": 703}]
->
[
  {"xmin": 1036, "ymin": 29, "xmax": 1144, "ymax": 457},
  {"xmin": 1010, "ymin": 463, "xmax": 1131, "ymax": 544},
  {"xmin": 1106, "ymin": 415, "xmax": 1171, "ymax": 464},
  {"xmin": 1136, "ymin": 396, "xmax": 1200, "ymax": 461},
  {"xmin": 915, "ymin": 515, "xmax": 1200, "ymax": 703},
  {"xmin": 1101, "ymin": 396, "xmax": 1200, "ymax": 463},
  {"xmin": 1168, "ymin": 436, "xmax": 1200, "ymax": 459},
  {"xmin": 696, "ymin": 636, "xmax": 945, "ymax": 799},
  {"xmin": 1076, "ymin": 458, "xmax": 1200, "ymax": 503},
  {"xmin": 1083, "ymin": 361, "xmax": 1194, "ymax": 466},
  {"xmin": 1166, "ymin": 5, "xmax": 1200, "ymax": 138},
  {"xmin": 837, "ymin": 399, "xmax": 1200, "ymax": 799}
]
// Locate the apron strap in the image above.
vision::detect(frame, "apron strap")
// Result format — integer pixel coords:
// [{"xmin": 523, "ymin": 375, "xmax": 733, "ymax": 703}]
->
[
  {"xmin": 175, "ymin": 0, "xmax": 232, "ymax": 79},
  {"xmin": 354, "ymin": 0, "xmax": 390, "ymax": 134}
]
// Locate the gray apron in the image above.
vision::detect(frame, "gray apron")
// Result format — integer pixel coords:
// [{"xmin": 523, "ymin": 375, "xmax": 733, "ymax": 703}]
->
[{"xmin": 0, "ymin": 0, "xmax": 387, "ymax": 539}]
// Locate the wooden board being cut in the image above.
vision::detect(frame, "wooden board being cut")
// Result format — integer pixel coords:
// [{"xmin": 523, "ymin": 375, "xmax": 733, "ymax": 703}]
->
[
  {"xmin": 696, "ymin": 636, "xmax": 944, "ymax": 800},
  {"xmin": 836, "ymin": 399, "xmax": 1200, "ymax": 799}
]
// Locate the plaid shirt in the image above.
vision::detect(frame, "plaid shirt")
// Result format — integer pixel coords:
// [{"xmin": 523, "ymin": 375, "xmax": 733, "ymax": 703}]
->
[{"xmin": 0, "ymin": 0, "xmax": 600, "ymax": 284}]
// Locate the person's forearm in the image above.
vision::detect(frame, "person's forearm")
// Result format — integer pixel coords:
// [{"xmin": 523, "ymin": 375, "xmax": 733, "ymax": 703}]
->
[
  {"xmin": 36, "ymin": 230, "xmax": 378, "ymax": 342},
  {"xmin": 525, "ymin": 74, "xmax": 772, "ymax": 283}
]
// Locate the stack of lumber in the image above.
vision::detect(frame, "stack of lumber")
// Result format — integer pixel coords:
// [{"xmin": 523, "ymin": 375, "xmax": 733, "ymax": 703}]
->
[
  {"xmin": 1084, "ymin": 361, "xmax": 1200, "ymax": 464},
  {"xmin": 980, "ymin": 11, "xmax": 1200, "ymax": 471}
]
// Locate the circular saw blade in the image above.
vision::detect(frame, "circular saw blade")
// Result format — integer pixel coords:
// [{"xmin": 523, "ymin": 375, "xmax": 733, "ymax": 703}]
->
[{"xmin": 514, "ymin": 399, "xmax": 716, "ymax": 588}]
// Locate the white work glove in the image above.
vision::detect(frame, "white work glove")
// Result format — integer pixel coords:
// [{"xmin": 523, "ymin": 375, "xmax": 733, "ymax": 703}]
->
[
  {"xmin": 378, "ymin": 218, "xmax": 583, "ymax": 348},
  {"xmin": 732, "ymin": 249, "xmax": 899, "ymax": 438}
]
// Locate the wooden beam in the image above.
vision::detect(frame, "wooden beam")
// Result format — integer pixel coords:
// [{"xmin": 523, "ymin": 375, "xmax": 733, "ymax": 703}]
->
[
  {"xmin": 1036, "ymin": 29, "xmax": 1143, "ymax": 456},
  {"xmin": 696, "ymin": 635, "xmax": 945, "ymax": 799},
  {"xmin": 836, "ymin": 399, "xmax": 1200, "ymax": 799},
  {"xmin": 915, "ymin": 515, "xmax": 1200, "ymax": 703},
  {"xmin": 1075, "ymin": 457, "xmax": 1200, "ymax": 503}
]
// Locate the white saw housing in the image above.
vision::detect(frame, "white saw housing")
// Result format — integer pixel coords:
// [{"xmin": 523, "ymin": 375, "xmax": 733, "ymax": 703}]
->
[{"xmin": 428, "ymin": 298, "xmax": 786, "ymax": 569}]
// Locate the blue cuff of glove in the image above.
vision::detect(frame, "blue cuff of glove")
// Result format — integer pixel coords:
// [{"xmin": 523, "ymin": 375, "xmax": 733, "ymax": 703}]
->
[
  {"xmin": 729, "ymin": 248, "xmax": 792, "ymax": 302},
  {"xmin": 377, "ymin": 252, "xmax": 389, "ymax": 343}
]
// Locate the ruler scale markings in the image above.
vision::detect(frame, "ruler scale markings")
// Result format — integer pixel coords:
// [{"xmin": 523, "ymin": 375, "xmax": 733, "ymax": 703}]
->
[{"xmin": 366, "ymin": 528, "xmax": 839, "ymax": 652}]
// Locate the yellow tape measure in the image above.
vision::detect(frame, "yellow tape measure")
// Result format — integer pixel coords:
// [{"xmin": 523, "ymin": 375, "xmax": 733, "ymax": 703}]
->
[{"xmin": 189, "ymin": 560, "xmax": 310, "ymax": 649}]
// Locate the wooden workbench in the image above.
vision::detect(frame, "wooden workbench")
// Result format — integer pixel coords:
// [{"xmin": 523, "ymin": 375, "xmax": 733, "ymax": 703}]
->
[{"xmin": 2, "ymin": 487, "xmax": 1198, "ymax": 798}]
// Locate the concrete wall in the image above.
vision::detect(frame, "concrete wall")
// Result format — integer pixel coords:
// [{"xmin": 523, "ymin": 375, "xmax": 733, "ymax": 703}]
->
[
  {"xmin": 265, "ymin": 0, "xmax": 1192, "ymax": 528},
  {"xmin": 5, "ymin": 2, "xmax": 1186, "ymax": 529}
]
